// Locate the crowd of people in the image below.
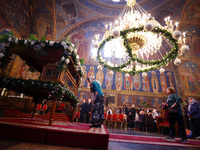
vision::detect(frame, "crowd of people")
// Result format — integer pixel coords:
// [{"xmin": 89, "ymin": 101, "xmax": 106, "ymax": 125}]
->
[
  {"xmin": 105, "ymin": 105, "xmax": 159, "ymax": 131},
  {"xmin": 76, "ymin": 85, "xmax": 200, "ymax": 143}
]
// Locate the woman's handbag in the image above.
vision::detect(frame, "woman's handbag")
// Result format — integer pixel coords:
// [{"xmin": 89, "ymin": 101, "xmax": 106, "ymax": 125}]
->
[{"xmin": 168, "ymin": 107, "xmax": 178, "ymax": 114}]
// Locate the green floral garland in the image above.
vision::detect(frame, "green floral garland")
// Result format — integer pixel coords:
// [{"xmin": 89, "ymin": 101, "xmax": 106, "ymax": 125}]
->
[
  {"xmin": 0, "ymin": 32, "xmax": 84, "ymax": 78},
  {"xmin": 0, "ymin": 77, "xmax": 79, "ymax": 103},
  {"xmin": 97, "ymin": 26, "xmax": 179, "ymax": 76}
]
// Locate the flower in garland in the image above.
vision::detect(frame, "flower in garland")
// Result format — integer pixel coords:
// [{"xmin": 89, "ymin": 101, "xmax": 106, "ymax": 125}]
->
[
  {"xmin": 61, "ymin": 41, "xmax": 66, "ymax": 46},
  {"xmin": 61, "ymin": 56, "xmax": 65, "ymax": 61},
  {"xmin": 49, "ymin": 41, "xmax": 54, "ymax": 46},
  {"xmin": 24, "ymin": 40, "xmax": 28, "ymax": 45},
  {"xmin": 0, "ymin": 53, "xmax": 5, "ymax": 58},
  {"xmin": 68, "ymin": 46, "xmax": 73, "ymax": 52},
  {"xmin": 65, "ymin": 58, "xmax": 70, "ymax": 64}
]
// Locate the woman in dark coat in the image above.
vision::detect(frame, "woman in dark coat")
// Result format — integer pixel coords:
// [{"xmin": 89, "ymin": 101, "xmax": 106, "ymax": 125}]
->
[
  {"xmin": 164, "ymin": 87, "xmax": 188, "ymax": 143},
  {"xmin": 187, "ymin": 97, "xmax": 200, "ymax": 138}
]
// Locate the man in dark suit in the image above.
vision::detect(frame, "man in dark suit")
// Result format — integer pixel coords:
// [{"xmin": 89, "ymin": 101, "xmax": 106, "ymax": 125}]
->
[
  {"xmin": 86, "ymin": 98, "xmax": 93, "ymax": 123},
  {"xmin": 80, "ymin": 98, "xmax": 87, "ymax": 123},
  {"xmin": 129, "ymin": 104, "xmax": 136, "ymax": 129}
]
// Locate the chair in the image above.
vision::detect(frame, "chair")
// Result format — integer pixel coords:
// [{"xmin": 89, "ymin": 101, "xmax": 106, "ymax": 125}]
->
[
  {"xmin": 116, "ymin": 113, "xmax": 124, "ymax": 128},
  {"xmin": 74, "ymin": 112, "xmax": 80, "ymax": 122},
  {"xmin": 156, "ymin": 116, "xmax": 178, "ymax": 136},
  {"xmin": 35, "ymin": 104, "xmax": 42, "ymax": 114},
  {"xmin": 146, "ymin": 115, "xmax": 154, "ymax": 132},
  {"xmin": 110, "ymin": 113, "xmax": 118, "ymax": 127},
  {"xmin": 40, "ymin": 104, "xmax": 48, "ymax": 115},
  {"xmin": 107, "ymin": 114, "xmax": 112, "ymax": 126},
  {"xmin": 56, "ymin": 103, "xmax": 65, "ymax": 112}
]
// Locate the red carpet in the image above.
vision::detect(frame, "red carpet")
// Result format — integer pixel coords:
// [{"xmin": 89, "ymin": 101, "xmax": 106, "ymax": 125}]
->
[
  {"xmin": 109, "ymin": 133, "xmax": 200, "ymax": 148},
  {"xmin": 4, "ymin": 110, "xmax": 71, "ymax": 121},
  {"xmin": 0, "ymin": 117, "xmax": 109, "ymax": 149}
]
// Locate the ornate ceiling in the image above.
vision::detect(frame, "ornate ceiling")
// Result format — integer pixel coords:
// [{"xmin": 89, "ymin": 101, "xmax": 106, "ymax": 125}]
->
[{"xmin": 0, "ymin": 0, "xmax": 195, "ymax": 39}]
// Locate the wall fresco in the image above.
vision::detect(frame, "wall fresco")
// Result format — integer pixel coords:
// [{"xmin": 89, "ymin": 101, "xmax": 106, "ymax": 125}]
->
[
  {"xmin": 80, "ymin": 65, "xmax": 177, "ymax": 93},
  {"xmin": 0, "ymin": 0, "xmax": 28, "ymax": 37},
  {"xmin": 55, "ymin": 0, "xmax": 96, "ymax": 39},
  {"xmin": 179, "ymin": 61, "xmax": 200, "ymax": 95}
]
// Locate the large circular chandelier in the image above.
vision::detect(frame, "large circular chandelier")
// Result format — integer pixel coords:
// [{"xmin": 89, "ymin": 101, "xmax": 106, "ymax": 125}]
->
[{"xmin": 91, "ymin": 0, "xmax": 189, "ymax": 76}]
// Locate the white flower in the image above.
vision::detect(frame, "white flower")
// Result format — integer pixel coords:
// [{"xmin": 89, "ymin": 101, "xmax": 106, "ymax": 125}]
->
[
  {"xmin": 76, "ymin": 55, "xmax": 79, "ymax": 60},
  {"xmin": 75, "ymin": 67, "xmax": 79, "ymax": 71},
  {"xmin": 144, "ymin": 23, "xmax": 153, "ymax": 32},
  {"xmin": 0, "ymin": 53, "xmax": 5, "ymax": 58},
  {"xmin": 110, "ymin": 71, "xmax": 114, "ymax": 76},
  {"xmin": 24, "ymin": 40, "xmax": 28, "ymax": 45},
  {"xmin": 77, "ymin": 61, "xmax": 81, "ymax": 66},
  {"xmin": 113, "ymin": 29, "xmax": 120, "ymax": 37},
  {"xmin": 71, "ymin": 43, "xmax": 74, "ymax": 47},
  {"xmin": 61, "ymin": 56, "xmax": 65, "ymax": 61},
  {"xmin": 142, "ymin": 72, "xmax": 147, "ymax": 77},
  {"xmin": 159, "ymin": 68, "xmax": 165, "ymax": 74},
  {"xmin": 181, "ymin": 45, "xmax": 189, "ymax": 53},
  {"xmin": 61, "ymin": 41, "xmax": 66, "ymax": 46},
  {"xmin": 73, "ymin": 49, "xmax": 77, "ymax": 54},
  {"xmin": 81, "ymin": 67, "xmax": 84, "ymax": 74},
  {"xmin": 125, "ymin": 73, "xmax": 129, "ymax": 78},
  {"xmin": 41, "ymin": 43, "xmax": 46, "ymax": 47},
  {"xmin": 65, "ymin": 59, "xmax": 70, "ymax": 64},
  {"xmin": 49, "ymin": 41, "xmax": 54, "ymax": 46},
  {"xmin": 64, "ymin": 45, "xmax": 68, "ymax": 50},
  {"xmin": 172, "ymin": 30, "xmax": 181, "ymax": 39},
  {"xmin": 15, "ymin": 39, "xmax": 18, "ymax": 44},
  {"xmin": 8, "ymin": 37, "xmax": 12, "ymax": 42},
  {"xmin": 31, "ymin": 41, "xmax": 35, "ymax": 45},
  {"xmin": 174, "ymin": 58, "xmax": 181, "ymax": 65},
  {"xmin": 68, "ymin": 46, "xmax": 73, "ymax": 52}
]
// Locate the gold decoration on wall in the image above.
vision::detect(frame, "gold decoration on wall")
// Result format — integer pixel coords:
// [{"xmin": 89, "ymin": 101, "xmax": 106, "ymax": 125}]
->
[{"xmin": 9, "ymin": 55, "xmax": 23, "ymax": 78}]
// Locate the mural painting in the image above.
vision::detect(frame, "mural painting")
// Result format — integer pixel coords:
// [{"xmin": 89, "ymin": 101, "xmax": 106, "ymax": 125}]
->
[
  {"xmin": 81, "ymin": 66, "xmax": 87, "ymax": 87},
  {"xmin": 87, "ymin": 66, "xmax": 95, "ymax": 88},
  {"xmin": 77, "ymin": 92, "xmax": 87, "ymax": 103},
  {"xmin": 70, "ymin": 22, "xmax": 105, "ymax": 62},
  {"xmin": 137, "ymin": 96, "xmax": 146, "ymax": 107},
  {"xmin": 80, "ymin": 65, "xmax": 177, "ymax": 93},
  {"xmin": 180, "ymin": 62, "xmax": 200, "ymax": 95},
  {"xmin": 142, "ymin": 73, "xmax": 150, "ymax": 92},
  {"xmin": 56, "ymin": 0, "xmax": 96, "ymax": 39},
  {"xmin": 18, "ymin": 62, "xmax": 40, "ymax": 80},
  {"xmin": 182, "ymin": 26, "xmax": 200, "ymax": 59},
  {"xmin": 181, "ymin": 0, "xmax": 200, "ymax": 27},
  {"xmin": 167, "ymin": 72, "xmax": 175, "ymax": 88},
  {"xmin": 151, "ymin": 71, "xmax": 159, "ymax": 93},
  {"xmin": 115, "ymin": 72, "xmax": 123, "ymax": 91},
  {"xmin": 151, "ymin": 98, "xmax": 162, "ymax": 108},
  {"xmin": 122, "ymin": 95, "xmax": 132, "ymax": 107},
  {"xmin": 124, "ymin": 74, "xmax": 132, "ymax": 91},
  {"xmin": 96, "ymin": 65, "xmax": 104, "ymax": 86},
  {"xmin": 160, "ymin": 72, "xmax": 168, "ymax": 94},
  {"xmin": 105, "ymin": 69, "xmax": 114, "ymax": 90},
  {"xmin": 0, "ymin": 0, "xmax": 28, "ymax": 37},
  {"xmin": 133, "ymin": 74, "xmax": 141, "ymax": 91}
]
